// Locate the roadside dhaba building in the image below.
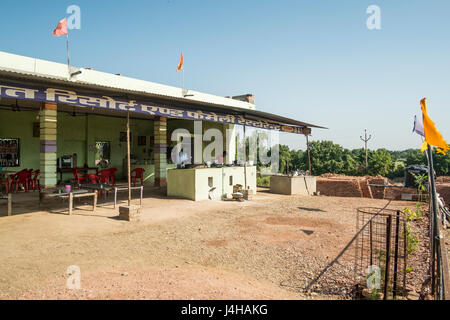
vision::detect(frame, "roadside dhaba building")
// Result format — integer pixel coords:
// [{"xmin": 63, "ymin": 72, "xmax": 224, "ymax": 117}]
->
[{"xmin": 0, "ymin": 51, "xmax": 324, "ymax": 201}]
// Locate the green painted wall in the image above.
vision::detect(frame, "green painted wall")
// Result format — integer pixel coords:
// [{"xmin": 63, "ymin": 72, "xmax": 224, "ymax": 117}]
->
[
  {"xmin": 0, "ymin": 109, "xmax": 228, "ymax": 182},
  {"xmin": 0, "ymin": 109, "xmax": 40, "ymax": 171},
  {"xmin": 0, "ymin": 109, "xmax": 155, "ymax": 180},
  {"xmin": 57, "ymin": 113, "xmax": 87, "ymax": 171}
]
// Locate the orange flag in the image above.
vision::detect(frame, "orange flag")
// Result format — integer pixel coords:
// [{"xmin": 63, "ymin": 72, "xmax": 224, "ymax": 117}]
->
[
  {"xmin": 420, "ymin": 98, "xmax": 448, "ymax": 154},
  {"xmin": 176, "ymin": 52, "xmax": 183, "ymax": 71},
  {"xmin": 52, "ymin": 18, "xmax": 68, "ymax": 37}
]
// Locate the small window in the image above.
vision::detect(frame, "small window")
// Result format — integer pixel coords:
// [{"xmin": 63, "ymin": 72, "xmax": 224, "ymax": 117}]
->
[
  {"xmin": 95, "ymin": 141, "xmax": 111, "ymax": 167},
  {"xmin": 208, "ymin": 177, "xmax": 213, "ymax": 188},
  {"xmin": 229, "ymin": 175, "xmax": 233, "ymax": 186}
]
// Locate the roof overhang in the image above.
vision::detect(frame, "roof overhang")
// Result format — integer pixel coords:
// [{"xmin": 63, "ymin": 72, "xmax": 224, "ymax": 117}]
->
[{"xmin": 0, "ymin": 51, "xmax": 327, "ymax": 132}]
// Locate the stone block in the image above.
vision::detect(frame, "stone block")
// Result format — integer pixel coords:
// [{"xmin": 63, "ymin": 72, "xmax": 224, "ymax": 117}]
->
[
  {"xmin": 243, "ymin": 189, "xmax": 254, "ymax": 200},
  {"xmin": 119, "ymin": 205, "xmax": 141, "ymax": 222}
]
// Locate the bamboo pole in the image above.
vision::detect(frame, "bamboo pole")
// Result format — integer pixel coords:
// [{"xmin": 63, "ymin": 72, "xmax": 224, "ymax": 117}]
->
[
  {"xmin": 127, "ymin": 112, "xmax": 131, "ymax": 206},
  {"xmin": 243, "ymin": 125, "xmax": 247, "ymax": 190},
  {"xmin": 306, "ymin": 134, "xmax": 311, "ymax": 175}
]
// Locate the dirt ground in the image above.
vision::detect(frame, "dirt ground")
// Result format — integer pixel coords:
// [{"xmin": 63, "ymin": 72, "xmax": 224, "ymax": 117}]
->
[{"xmin": 0, "ymin": 188, "xmax": 422, "ymax": 300}]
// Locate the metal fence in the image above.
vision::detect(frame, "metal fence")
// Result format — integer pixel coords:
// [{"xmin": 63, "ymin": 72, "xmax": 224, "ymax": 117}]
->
[{"xmin": 354, "ymin": 207, "xmax": 407, "ymax": 299}]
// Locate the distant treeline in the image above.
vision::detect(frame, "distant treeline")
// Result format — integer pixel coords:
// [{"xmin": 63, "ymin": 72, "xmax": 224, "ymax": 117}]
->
[{"xmin": 273, "ymin": 140, "xmax": 450, "ymax": 178}]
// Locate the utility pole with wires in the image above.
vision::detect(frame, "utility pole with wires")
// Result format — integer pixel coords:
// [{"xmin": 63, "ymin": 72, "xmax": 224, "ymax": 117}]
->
[{"xmin": 360, "ymin": 129, "xmax": 372, "ymax": 171}]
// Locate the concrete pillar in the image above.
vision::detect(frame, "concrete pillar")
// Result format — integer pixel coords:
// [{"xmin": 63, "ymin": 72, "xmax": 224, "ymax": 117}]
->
[
  {"xmin": 40, "ymin": 103, "xmax": 58, "ymax": 188},
  {"xmin": 154, "ymin": 116, "xmax": 167, "ymax": 187},
  {"xmin": 193, "ymin": 121, "xmax": 203, "ymax": 165},
  {"xmin": 225, "ymin": 124, "xmax": 236, "ymax": 165}
]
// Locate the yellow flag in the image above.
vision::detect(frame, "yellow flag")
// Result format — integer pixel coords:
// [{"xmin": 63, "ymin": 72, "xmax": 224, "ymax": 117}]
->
[{"xmin": 420, "ymin": 98, "xmax": 448, "ymax": 154}]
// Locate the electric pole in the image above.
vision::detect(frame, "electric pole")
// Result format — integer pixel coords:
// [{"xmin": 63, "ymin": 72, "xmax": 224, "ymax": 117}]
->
[{"xmin": 360, "ymin": 129, "xmax": 372, "ymax": 171}]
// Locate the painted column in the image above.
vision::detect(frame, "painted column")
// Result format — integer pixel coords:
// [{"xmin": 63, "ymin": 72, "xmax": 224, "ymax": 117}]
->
[
  {"xmin": 154, "ymin": 116, "xmax": 167, "ymax": 187},
  {"xmin": 225, "ymin": 124, "xmax": 236, "ymax": 165},
  {"xmin": 40, "ymin": 103, "xmax": 58, "ymax": 188}
]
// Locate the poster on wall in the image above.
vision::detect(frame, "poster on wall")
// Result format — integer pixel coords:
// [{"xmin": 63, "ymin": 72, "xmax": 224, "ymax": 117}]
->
[{"xmin": 0, "ymin": 138, "xmax": 20, "ymax": 167}]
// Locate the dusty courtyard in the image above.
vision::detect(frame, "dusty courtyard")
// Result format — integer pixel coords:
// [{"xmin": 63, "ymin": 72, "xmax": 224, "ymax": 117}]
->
[{"xmin": 0, "ymin": 188, "xmax": 419, "ymax": 300}]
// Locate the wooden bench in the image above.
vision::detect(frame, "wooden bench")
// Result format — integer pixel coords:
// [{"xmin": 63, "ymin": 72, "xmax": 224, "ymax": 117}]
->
[
  {"xmin": 39, "ymin": 189, "xmax": 98, "ymax": 215},
  {"xmin": 113, "ymin": 185, "xmax": 143, "ymax": 209},
  {"xmin": 80, "ymin": 184, "xmax": 143, "ymax": 209}
]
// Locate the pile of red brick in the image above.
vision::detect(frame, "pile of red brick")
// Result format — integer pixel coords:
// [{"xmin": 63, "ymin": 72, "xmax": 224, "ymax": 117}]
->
[
  {"xmin": 316, "ymin": 176, "xmax": 362, "ymax": 197},
  {"xmin": 436, "ymin": 182, "xmax": 450, "ymax": 206},
  {"xmin": 384, "ymin": 186, "xmax": 419, "ymax": 201},
  {"xmin": 316, "ymin": 174, "xmax": 390, "ymax": 199},
  {"xmin": 436, "ymin": 176, "xmax": 450, "ymax": 183},
  {"xmin": 435, "ymin": 176, "xmax": 450, "ymax": 205},
  {"xmin": 317, "ymin": 174, "xmax": 450, "ymax": 204}
]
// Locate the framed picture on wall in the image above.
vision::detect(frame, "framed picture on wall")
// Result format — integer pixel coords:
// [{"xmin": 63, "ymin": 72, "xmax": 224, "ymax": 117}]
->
[
  {"xmin": 120, "ymin": 132, "xmax": 132, "ymax": 142},
  {"xmin": 138, "ymin": 136, "xmax": 146, "ymax": 146},
  {"xmin": 0, "ymin": 138, "xmax": 20, "ymax": 167}
]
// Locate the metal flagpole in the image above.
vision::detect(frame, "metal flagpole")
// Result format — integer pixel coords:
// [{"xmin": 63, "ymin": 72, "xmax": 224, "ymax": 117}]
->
[
  {"xmin": 426, "ymin": 144, "xmax": 439, "ymax": 294},
  {"xmin": 66, "ymin": 33, "xmax": 70, "ymax": 73}
]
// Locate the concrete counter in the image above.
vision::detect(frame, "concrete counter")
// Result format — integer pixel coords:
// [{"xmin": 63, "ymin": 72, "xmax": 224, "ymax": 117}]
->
[
  {"xmin": 129, "ymin": 163, "xmax": 177, "ymax": 184},
  {"xmin": 270, "ymin": 175, "xmax": 316, "ymax": 195},
  {"xmin": 167, "ymin": 166, "xmax": 256, "ymax": 201}
]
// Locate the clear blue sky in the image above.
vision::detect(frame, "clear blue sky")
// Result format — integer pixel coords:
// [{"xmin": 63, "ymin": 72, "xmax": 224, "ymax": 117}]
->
[{"xmin": 1, "ymin": 0, "xmax": 449, "ymax": 151}]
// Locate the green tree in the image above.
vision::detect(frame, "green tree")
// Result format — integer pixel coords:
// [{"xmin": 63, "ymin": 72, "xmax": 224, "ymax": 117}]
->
[
  {"xmin": 433, "ymin": 149, "xmax": 449, "ymax": 176},
  {"xmin": 289, "ymin": 149, "xmax": 305, "ymax": 172},
  {"xmin": 405, "ymin": 149, "xmax": 427, "ymax": 166},
  {"xmin": 368, "ymin": 149, "xmax": 394, "ymax": 177},
  {"xmin": 278, "ymin": 144, "xmax": 292, "ymax": 174},
  {"xmin": 269, "ymin": 141, "xmax": 447, "ymax": 178},
  {"xmin": 390, "ymin": 161, "xmax": 406, "ymax": 179},
  {"xmin": 303, "ymin": 140, "xmax": 345, "ymax": 175},
  {"xmin": 342, "ymin": 150, "xmax": 359, "ymax": 176}
]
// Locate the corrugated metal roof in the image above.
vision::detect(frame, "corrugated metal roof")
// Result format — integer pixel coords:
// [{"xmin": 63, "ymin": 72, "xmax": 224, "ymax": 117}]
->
[
  {"xmin": 0, "ymin": 50, "xmax": 326, "ymax": 129},
  {"xmin": 0, "ymin": 51, "xmax": 256, "ymax": 110}
]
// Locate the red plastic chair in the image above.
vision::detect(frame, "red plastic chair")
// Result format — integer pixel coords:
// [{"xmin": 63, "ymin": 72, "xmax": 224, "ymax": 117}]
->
[
  {"xmin": 30, "ymin": 169, "xmax": 40, "ymax": 191},
  {"xmin": 86, "ymin": 174, "xmax": 100, "ymax": 184},
  {"xmin": 11, "ymin": 170, "xmax": 30, "ymax": 193},
  {"xmin": 97, "ymin": 169, "xmax": 112, "ymax": 185},
  {"xmin": 86, "ymin": 173, "xmax": 109, "ymax": 199},
  {"xmin": 109, "ymin": 168, "xmax": 117, "ymax": 185},
  {"xmin": 72, "ymin": 169, "xmax": 86, "ymax": 185},
  {"xmin": 0, "ymin": 181, "xmax": 9, "ymax": 195},
  {"xmin": 131, "ymin": 168, "xmax": 145, "ymax": 186},
  {"xmin": 8, "ymin": 169, "xmax": 25, "ymax": 192}
]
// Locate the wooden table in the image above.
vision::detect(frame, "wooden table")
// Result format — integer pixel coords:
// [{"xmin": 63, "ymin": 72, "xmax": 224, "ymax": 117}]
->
[
  {"xmin": 80, "ymin": 184, "xmax": 143, "ymax": 209},
  {"xmin": 0, "ymin": 193, "xmax": 12, "ymax": 216},
  {"xmin": 39, "ymin": 189, "xmax": 98, "ymax": 215},
  {"xmin": 112, "ymin": 185, "xmax": 143, "ymax": 209}
]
